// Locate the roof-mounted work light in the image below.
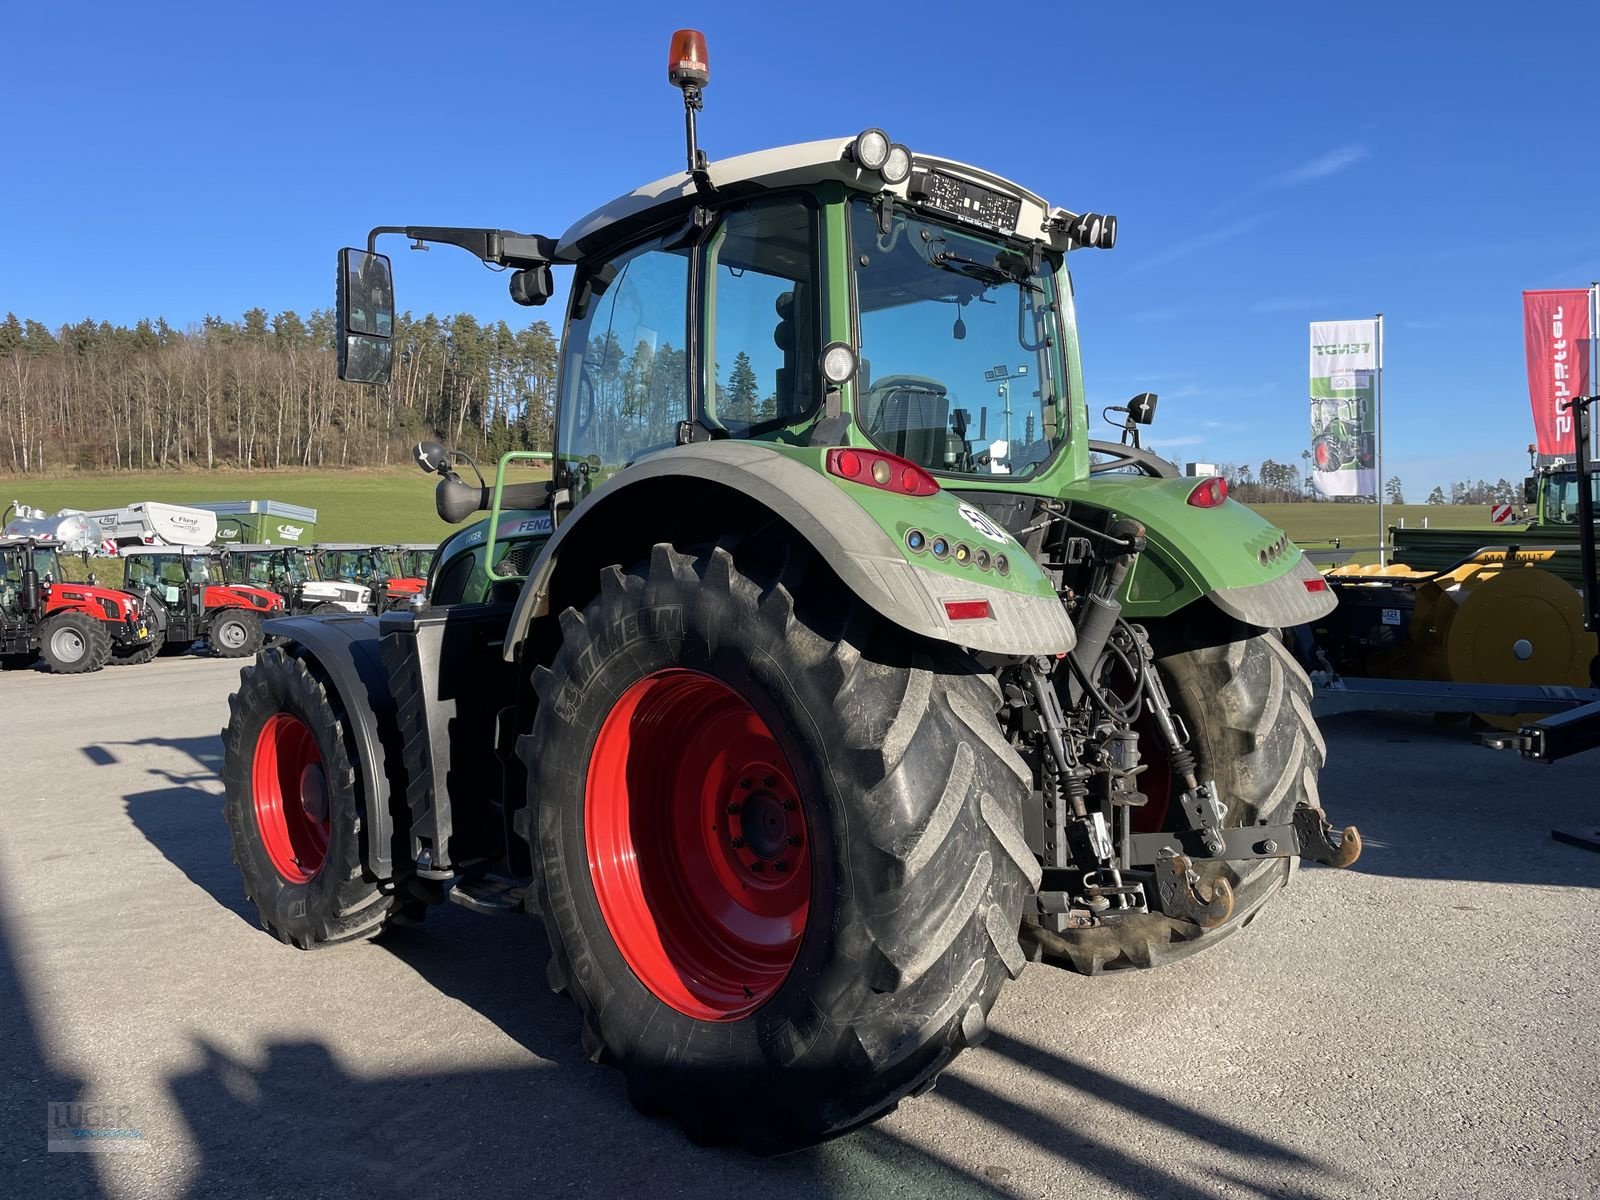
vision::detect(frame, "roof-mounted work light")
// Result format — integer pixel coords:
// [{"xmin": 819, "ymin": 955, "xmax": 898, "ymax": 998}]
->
[{"xmin": 851, "ymin": 128, "xmax": 890, "ymax": 171}]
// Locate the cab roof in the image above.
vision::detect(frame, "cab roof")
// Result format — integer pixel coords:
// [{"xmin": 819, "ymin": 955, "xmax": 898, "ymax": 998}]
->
[{"xmin": 556, "ymin": 138, "xmax": 1061, "ymax": 261}]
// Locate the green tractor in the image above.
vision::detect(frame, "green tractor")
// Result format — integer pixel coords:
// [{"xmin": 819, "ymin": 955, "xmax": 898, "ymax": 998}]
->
[{"xmin": 220, "ymin": 30, "xmax": 1358, "ymax": 1152}]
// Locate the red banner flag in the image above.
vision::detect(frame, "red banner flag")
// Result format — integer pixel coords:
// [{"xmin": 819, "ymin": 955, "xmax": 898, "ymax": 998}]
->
[{"xmin": 1523, "ymin": 289, "xmax": 1592, "ymax": 455}]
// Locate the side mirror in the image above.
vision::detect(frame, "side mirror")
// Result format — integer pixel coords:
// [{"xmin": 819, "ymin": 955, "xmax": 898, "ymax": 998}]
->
[
  {"xmin": 336, "ymin": 248, "xmax": 395, "ymax": 384},
  {"xmin": 413, "ymin": 440, "xmax": 449, "ymax": 475},
  {"xmin": 1127, "ymin": 392, "xmax": 1158, "ymax": 425},
  {"xmin": 1523, "ymin": 477, "xmax": 1538, "ymax": 505}
]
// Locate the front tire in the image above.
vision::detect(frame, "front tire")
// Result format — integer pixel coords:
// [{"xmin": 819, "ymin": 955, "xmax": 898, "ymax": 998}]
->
[
  {"xmin": 111, "ymin": 629, "xmax": 164, "ymax": 666},
  {"xmin": 39, "ymin": 612, "xmax": 112, "ymax": 673},
  {"xmin": 210, "ymin": 610, "xmax": 264, "ymax": 658},
  {"xmin": 222, "ymin": 647, "xmax": 405, "ymax": 947},
  {"xmin": 526, "ymin": 544, "xmax": 1036, "ymax": 1152},
  {"xmin": 1033, "ymin": 631, "xmax": 1323, "ymax": 974}
]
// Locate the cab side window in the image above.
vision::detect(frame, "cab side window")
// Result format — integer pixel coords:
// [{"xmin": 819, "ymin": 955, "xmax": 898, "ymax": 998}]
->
[
  {"xmin": 558, "ymin": 238, "xmax": 690, "ymax": 493},
  {"xmin": 704, "ymin": 197, "xmax": 818, "ymax": 435}
]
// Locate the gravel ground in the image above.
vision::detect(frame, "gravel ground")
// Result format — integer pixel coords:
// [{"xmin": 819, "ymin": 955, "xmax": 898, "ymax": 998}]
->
[{"xmin": 2, "ymin": 654, "xmax": 1595, "ymax": 1199}]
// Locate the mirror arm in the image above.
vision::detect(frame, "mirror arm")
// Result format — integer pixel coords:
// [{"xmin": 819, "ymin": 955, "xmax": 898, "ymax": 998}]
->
[{"xmin": 365, "ymin": 225, "xmax": 556, "ymax": 269}]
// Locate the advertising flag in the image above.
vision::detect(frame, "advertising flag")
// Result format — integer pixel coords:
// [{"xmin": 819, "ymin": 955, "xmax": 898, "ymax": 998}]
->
[
  {"xmin": 1308, "ymin": 320, "xmax": 1379, "ymax": 499},
  {"xmin": 1522, "ymin": 289, "xmax": 1592, "ymax": 457}
]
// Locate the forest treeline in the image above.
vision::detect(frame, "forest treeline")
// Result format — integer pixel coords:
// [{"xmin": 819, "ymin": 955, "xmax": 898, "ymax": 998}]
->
[{"xmin": 0, "ymin": 308, "xmax": 558, "ymax": 475}]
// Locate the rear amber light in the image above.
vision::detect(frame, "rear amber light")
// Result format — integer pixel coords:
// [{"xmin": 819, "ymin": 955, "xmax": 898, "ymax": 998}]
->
[
  {"xmin": 1186, "ymin": 476, "xmax": 1228, "ymax": 508},
  {"xmin": 943, "ymin": 600, "xmax": 991, "ymax": 621},
  {"xmin": 825, "ymin": 448, "xmax": 940, "ymax": 496},
  {"xmin": 667, "ymin": 29, "xmax": 709, "ymax": 88}
]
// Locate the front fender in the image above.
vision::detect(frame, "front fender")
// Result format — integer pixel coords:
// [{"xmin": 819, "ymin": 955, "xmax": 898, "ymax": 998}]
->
[
  {"xmin": 261, "ymin": 614, "xmax": 399, "ymax": 879},
  {"xmin": 505, "ymin": 441, "xmax": 1075, "ymax": 661},
  {"xmin": 1060, "ymin": 475, "xmax": 1337, "ymax": 626}
]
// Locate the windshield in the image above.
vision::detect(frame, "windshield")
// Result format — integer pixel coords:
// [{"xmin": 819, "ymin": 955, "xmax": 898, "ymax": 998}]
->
[
  {"xmin": 850, "ymin": 200, "xmax": 1064, "ymax": 478},
  {"xmin": 1546, "ymin": 472, "xmax": 1599, "ymax": 524}
]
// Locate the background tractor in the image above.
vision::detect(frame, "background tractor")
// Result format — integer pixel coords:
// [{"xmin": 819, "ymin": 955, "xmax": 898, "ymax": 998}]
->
[
  {"xmin": 313, "ymin": 543, "xmax": 424, "ymax": 611},
  {"xmin": 389, "ymin": 542, "xmax": 438, "ymax": 583},
  {"xmin": 0, "ymin": 536, "xmax": 153, "ymax": 672},
  {"xmin": 219, "ymin": 30, "xmax": 1357, "ymax": 1154},
  {"xmin": 121, "ymin": 547, "xmax": 283, "ymax": 659},
  {"xmin": 219, "ymin": 544, "xmax": 372, "ymax": 615}
]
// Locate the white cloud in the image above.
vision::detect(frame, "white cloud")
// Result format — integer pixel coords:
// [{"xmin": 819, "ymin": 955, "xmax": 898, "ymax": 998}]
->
[
  {"xmin": 1130, "ymin": 215, "xmax": 1266, "ymax": 273},
  {"xmin": 1276, "ymin": 145, "xmax": 1369, "ymax": 186}
]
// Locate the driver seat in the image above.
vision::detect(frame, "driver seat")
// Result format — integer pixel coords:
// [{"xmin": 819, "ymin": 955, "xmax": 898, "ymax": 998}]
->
[{"xmin": 867, "ymin": 375, "xmax": 949, "ymax": 468}]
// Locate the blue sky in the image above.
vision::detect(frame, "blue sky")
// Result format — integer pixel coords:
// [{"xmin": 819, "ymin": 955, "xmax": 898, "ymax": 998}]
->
[{"xmin": 4, "ymin": 1, "xmax": 1597, "ymax": 498}]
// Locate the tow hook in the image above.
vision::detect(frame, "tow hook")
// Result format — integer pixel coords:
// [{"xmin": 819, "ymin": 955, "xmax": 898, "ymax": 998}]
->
[
  {"xmin": 1293, "ymin": 804, "xmax": 1362, "ymax": 868},
  {"xmin": 1154, "ymin": 850, "xmax": 1234, "ymax": 929}
]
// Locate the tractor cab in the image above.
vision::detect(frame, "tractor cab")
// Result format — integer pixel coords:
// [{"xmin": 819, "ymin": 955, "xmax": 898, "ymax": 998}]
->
[
  {"xmin": 220, "ymin": 544, "xmax": 372, "ymax": 615},
  {"xmin": 313, "ymin": 543, "xmax": 414, "ymax": 610}
]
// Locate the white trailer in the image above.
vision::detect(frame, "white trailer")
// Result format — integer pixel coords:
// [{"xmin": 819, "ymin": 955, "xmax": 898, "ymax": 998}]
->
[{"xmin": 69, "ymin": 502, "xmax": 219, "ymax": 551}]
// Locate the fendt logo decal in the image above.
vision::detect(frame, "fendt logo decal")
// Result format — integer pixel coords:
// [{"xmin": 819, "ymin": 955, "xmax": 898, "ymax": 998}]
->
[
  {"xmin": 1312, "ymin": 343, "xmax": 1372, "ymax": 356},
  {"xmin": 956, "ymin": 504, "xmax": 1011, "ymax": 545},
  {"xmin": 276, "ymin": 524, "xmax": 304, "ymax": 540}
]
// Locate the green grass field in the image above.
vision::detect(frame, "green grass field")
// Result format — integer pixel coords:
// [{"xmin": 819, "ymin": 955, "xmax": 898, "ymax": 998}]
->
[
  {"xmin": 1251, "ymin": 502, "xmax": 1498, "ymax": 547},
  {"xmin": 3, "ymin": 464, "xmax": 558, "ymax": 544}
]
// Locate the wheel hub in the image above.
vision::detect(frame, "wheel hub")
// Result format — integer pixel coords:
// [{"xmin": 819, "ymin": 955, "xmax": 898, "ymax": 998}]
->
[
  {"xmin": 251, "ymin": 713, "xmax": 331, "ymax": 883},
  {"xmin": 585, "ymin": 669, "xmax": 812, "ymax": 1022},
  {"xmin": 299, "ymin": 763, "xmax": 328, "ymax": 824}
]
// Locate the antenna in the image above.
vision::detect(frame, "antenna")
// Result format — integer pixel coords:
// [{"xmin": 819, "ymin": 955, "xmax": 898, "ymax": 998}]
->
[{"xmin": 667, "ymin": 29, "xmax": 713, "ymax": 195}]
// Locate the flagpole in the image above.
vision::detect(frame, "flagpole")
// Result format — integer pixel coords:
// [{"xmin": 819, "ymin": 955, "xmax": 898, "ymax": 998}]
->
[{"xmin": 1375, "ymin": 312, "xmax": 1386, "ymax": 565}]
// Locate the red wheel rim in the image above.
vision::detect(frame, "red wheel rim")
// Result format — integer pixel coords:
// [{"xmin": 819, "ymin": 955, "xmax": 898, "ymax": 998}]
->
[
  {"xmin": 1314, "ymin": 442, "xmax": 1330, "ymax": 468},
  {"xmin": 252, "ymin": 713, "xmax": 331, "ymax": 883},
  {"xmin": 585, "ymin": 669, "xmax": 810, "ymax": 1022}
]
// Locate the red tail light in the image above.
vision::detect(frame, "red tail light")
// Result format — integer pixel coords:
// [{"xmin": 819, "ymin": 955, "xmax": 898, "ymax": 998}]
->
[
  {"xmin": 1305, "ymin": 577, "xmax": 1329, "ymax": 593},
  {"xmin": 943, "ymin": 600, "xmax": 991, "ymax": 621},
  {"xmin": 1186, "ymin": 476, "xmax": 1228, "ymax": 508},
  {"xmin": 825, "ymin": 448, "xmax": 940, "ymax": 497}
]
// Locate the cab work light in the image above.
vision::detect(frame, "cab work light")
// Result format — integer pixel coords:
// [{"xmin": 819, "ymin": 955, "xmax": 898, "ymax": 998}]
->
[
  {"xmin": 1186, "ymin": 476, "xmax": 1228, "ymax": 508},
  {"xmin": 826, "ymin": 448, "xmax": 940, "ymax": 497}
]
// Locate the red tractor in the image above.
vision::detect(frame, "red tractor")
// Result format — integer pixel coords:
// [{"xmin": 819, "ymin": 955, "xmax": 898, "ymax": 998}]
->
[
  {"xmin": 0, "ymin": 536, "xmax": 154, "ymax": 672},
  {"xmin": 119, "ymin": 547, "xmax": 284, "ymax": 658}
]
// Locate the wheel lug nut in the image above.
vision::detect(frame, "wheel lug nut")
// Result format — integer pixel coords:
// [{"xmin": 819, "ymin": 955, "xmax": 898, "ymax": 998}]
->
[
  {"xmin": 751, "ymin": 862, "xmax": 765, "ymax": 873},
  {"xmin": 787, "ymin": 834, "xmax": 802, "ymax": 846},
  {"xmin": 782, "ymin": 799, "xmax": 796, "ymax": 812},
  {"xmin": 775, "ymin": 860, "xmax": 788, "ymax": 872},
  {"xmin": 730, "ymin": 837, "xmax": 744, "ymax": 849},
  {"xmin": 726, "ymin": 802, "xmax": 742, "ymax": 814},
  {"xmin": 738, "ymin": 778, "xmax": 752, "ymax": 789},
  {"xmin": 763, "ymin": 775, "xmax": 776, "ymax": 788}
]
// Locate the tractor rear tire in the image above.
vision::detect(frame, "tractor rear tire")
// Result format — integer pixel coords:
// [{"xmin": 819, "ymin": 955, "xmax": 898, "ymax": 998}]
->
[
  {"xmin": 222, "ymin": 646, "xmax": 406, "ymax": 948},
  {"xmin": 1029, "ymin": 631, "xmax": 1322, "ymax": 975},
  {"xmin": 39, "ymin": 612, "xmax": 112, "ymax": 674},
  {"xmin": 210, "ymin": 610, "xmax": 264, "ymax": 658},
  {"xmin": 111, "ymin": 629, "xmax": 164, "ymax": 666},
  {"xmin": 526, "ymin": 543, "xmax": 1036, "ymax": 1153}
]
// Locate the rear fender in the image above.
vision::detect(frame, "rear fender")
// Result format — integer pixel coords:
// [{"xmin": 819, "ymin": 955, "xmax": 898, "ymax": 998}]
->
[
  {"xmin": 1059, "ymin": 474, "xmax": 1338, "ymax": 627},
  {"xmin": 261, "ymin": 614, "xmax": 399, "ymax": 879},
  {"xmin": 502, "ymin": 441, "xmax": 1076, "ymax": 663}
]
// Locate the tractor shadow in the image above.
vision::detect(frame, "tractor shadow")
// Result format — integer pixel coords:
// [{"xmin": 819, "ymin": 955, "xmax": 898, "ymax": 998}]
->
[
  {"xmin": 1312, "ymin": 711, "xmax": 1600, "ymax": 889},
  {"xmin": 100, "ymin": 734, "xmax": 1341, "ymax": 1197}
]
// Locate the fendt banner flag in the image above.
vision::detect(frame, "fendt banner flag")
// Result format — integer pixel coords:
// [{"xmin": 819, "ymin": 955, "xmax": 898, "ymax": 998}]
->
[
  {"xmin": 1522, "ymin": 289, "xmax": 1593, "ymax": 457},
  {"xmin": 1308, "ymin": 319, "xmax": 1380, "ymax": 498}
]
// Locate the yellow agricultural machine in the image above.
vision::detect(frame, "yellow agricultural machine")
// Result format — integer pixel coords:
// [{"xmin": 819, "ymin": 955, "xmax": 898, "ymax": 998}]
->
[{"xmin": 1303, "ymin": 396, "xmax": 1600, "ymax": 761}]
